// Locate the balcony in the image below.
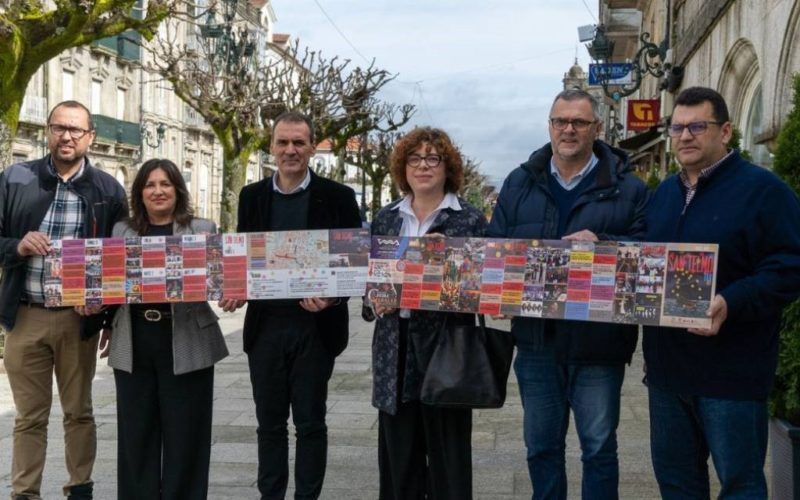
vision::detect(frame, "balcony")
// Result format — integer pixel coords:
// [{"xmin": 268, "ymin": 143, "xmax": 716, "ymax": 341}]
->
[
  {"xmin": 92, "ymin": 114, "xmax": 141, "ymax": 146},
  {"xmin": 19, "ymin": 95, "xmax": 47, "ymax": 125},
  {"xmin": 91, "ymin": 32, "xmax": 142, "ymax": 62},
  {"xmin": 185, "ymin": 105, "xmax": 208, "ymax": 130}
]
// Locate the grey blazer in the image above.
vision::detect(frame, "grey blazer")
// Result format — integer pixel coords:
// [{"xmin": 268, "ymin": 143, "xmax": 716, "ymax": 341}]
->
[{"xmin": 108, "ymin": 218, "xmax": 229, "ymax": 375}]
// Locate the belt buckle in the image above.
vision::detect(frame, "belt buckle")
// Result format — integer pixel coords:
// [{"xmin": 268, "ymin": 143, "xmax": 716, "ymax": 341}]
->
[{"xmin": 144, "ymin": 309, "xmax": 162, "ymax": 322}]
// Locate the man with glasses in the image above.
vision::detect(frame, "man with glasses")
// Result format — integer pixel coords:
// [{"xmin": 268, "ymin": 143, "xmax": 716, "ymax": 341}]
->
[
  {"xmin": 644, "ymin": 87, "xmax": 800, "ymax": 498},
  {"xmin": 1, "ymin": 101, "xmax": 128, "ymax": 500},
  {"xmin": 488, "ymin": 89, "xmax": 648, "ymax": 499}
]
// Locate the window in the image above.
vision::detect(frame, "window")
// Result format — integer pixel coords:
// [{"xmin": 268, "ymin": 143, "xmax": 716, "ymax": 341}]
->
[
  {"xmin": 116, "ymin": 88, "xmax": 126, "ymax": 120},
  {"xmin": 62, "ymin": 71, "xmax": 74, "ymax": 101},
  {"xmin": 91, "ymin": 80, "xmax": 102, "ymax": 114},
  {"xmin": 199, "ymin": 163, "xmax": 209, "ymax": 217}
]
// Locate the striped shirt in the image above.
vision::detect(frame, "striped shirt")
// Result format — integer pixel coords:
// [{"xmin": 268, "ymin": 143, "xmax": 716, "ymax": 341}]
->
[
  {"xmin": 679, "ymin": 149, "xmax": 734, "ymax": 211},
  {"xmin": 25, "ymin": 159, "xmax": 86, "ymax": 303}
]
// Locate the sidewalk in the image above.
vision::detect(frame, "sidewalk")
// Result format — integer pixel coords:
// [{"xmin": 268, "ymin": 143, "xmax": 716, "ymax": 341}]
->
[{"xmin": 1, "ymin": 303, "xmax": 666, "ymax": 499}]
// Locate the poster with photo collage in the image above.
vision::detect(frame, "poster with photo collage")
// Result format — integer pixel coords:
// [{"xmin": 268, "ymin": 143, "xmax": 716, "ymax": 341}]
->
[
  {"xmin": 365, "ymin": 236, "xmax": 718, "ymax": 329},
  {"xmin": 44, "ymin": 229, "xmax": 371, "ymax": 306}
]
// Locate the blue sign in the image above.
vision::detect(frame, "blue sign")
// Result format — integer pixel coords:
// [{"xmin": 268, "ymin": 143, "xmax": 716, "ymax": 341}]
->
[{"xmin": 588, "ymin": 63, "xmax": 633, "ymax": 85}]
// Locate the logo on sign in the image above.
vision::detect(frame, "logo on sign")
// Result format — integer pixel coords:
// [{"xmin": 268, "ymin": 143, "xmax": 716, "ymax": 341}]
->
[{"xmin": 626, "ymin": 99, "xmax": 660, "ymax": 131}]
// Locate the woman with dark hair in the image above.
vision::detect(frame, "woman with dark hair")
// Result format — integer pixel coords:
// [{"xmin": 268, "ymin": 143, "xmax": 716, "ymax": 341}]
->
[
  {"xmin": 366, "ymin": 127, "xmax": 487, "ymax": 499},
  {"xmin": 105, "ymin": 158, "xmax": 228, "ymax": 499}
]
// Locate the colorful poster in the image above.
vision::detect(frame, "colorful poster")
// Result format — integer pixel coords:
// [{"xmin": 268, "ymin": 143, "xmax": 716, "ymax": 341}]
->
[
  {"xmin": 365, "ymin": 237, "xmax": 719, "ymax": 329},
  {"xmin": 44, "ymin": 229, "xmax": 370, "ymax": 306}
]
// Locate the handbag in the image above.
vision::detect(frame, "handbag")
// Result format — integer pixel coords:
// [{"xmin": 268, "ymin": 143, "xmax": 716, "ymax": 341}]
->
[{"xmin": 420, "ymin": 314, "xmax": 515, "ymax": 409}]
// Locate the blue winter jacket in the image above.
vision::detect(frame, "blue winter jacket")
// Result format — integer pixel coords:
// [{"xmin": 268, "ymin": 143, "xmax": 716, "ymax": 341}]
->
[
  {"xmin": 643, "ymin": 151, "xmax": 800, "ymax": 400},
  {"xmin": 488, "ymin": 140, "xmax": 648, "ymax": 364}
]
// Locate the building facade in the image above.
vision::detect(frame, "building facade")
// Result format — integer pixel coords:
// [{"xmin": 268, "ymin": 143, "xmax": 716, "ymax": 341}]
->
[{"xmin": 591, "ymin": 0, "xmax": 800, "ymax": 173}]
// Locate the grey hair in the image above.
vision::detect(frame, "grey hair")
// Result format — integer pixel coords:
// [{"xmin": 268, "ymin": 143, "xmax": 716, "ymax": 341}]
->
[{"xmin": 550, "ymin": 89, "xmax": 602, "ymax": 121}]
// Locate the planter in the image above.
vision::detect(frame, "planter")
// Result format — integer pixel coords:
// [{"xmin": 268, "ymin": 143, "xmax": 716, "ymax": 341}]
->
[{"xmin": 771, "ymin": 417, "xmax": 800, "ymax": 500}]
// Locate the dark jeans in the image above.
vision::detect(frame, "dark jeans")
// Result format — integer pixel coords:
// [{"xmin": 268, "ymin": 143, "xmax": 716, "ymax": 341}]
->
[
  {"xmin": 114, "ymin": 315, "xmax": 214, "ymax": 500},
  {"xmin": 514, "ymin": 345, "xmax": 624, "ymax": 500},
  {"xmin": 648, "ymin": 384, "xmax": 768, "ymax": 499},
  {"xmin": 248, "ymin": 312, "xmax": 335, "ymax": 500}
]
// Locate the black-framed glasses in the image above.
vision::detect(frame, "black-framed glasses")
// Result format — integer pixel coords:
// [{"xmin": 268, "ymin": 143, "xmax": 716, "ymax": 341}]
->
[
  {"xmin": 407, "ymin": 154, "xmax": 442, "ymax": 169},
  {"xmin": 668, "ymin": 121, "xmax": 725, "ymax": 137},
  {"xmin": 48, "ymin": 124, "xmax": 92, "ymax": 139},
  {"xmin": 549, "ymin": 118, "xmax": 597, "ymax": 131}
]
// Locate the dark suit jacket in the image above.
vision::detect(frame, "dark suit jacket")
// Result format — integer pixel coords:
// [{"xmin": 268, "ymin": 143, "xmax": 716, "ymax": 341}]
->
[{"xmin": 237, "ymin": 169, "xmax": 362, "ymax": 354}]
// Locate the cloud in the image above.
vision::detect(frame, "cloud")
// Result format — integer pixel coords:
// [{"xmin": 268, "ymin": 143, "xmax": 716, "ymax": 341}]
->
[{"xmin": 272, "ymin": 0, "xmax": 597, "ymax": 186}]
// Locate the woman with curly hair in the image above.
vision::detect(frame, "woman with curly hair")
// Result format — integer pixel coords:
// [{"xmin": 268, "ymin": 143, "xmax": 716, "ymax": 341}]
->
[{"xmin": 366, "ymin": 127, "xmax": 487, "ymax": 499}]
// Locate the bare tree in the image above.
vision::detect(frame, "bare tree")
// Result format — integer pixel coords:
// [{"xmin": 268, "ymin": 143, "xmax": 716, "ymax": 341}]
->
[
  {"xmin": 145, "ymin": 8, "xmax": 410, "ymax": 230},
  {"xmin": 0, "ymin": 0, "xmax": 176, "ymax": 165},
  {"xmin": 350, "ymin": 130, "xmax": 403, "ymax": 220},
  {"xmin": 460, "ymin": 157, "xmax": 494, "ymax": 214}
]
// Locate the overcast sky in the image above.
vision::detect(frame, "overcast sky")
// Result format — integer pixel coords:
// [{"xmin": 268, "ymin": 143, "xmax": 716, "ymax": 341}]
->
[{"xmin": 272, "ymin": 0, "xmax": 598, "ymax": 186}]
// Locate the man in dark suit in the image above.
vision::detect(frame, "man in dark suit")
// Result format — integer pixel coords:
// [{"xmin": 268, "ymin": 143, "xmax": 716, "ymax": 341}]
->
[{"xmin": 220, "ymin": 111, "xmax": 361, "ymax": 499}]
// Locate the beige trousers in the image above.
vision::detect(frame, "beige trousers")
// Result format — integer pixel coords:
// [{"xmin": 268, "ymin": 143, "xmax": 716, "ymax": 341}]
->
[{"xmin": 3, "ymin": 306, "xmax": 99, "ymax": 499}]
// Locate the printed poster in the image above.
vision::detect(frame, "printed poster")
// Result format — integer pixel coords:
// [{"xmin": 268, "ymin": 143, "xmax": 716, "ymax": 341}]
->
[
  {"xmin": 44, "ymin": 228, "xmax": 370, "ymax": 306},
  {"xmin": 365, "ymin": 237, "xmax": 718, "ymax": 329}
]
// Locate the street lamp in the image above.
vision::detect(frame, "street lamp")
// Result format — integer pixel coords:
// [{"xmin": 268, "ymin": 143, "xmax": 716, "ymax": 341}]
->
[
  {"xmin": 586, "ymin": 26, "xmax": 673, "ymax": 102},
  {"xmin": 199, "ymin": 0, "xmax": 257, "ymax": 77}
]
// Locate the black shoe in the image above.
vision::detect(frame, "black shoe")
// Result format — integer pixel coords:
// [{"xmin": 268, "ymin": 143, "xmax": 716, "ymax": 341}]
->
[
  {"xmin": 67, "ymin": 482, "xmax": 93, "ymax": 500},
  {"xmin": 15, "ymin": 495, "xmax": 28, "ymax": 500}
]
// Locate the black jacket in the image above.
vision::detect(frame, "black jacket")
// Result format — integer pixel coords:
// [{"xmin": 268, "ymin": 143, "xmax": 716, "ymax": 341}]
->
[
  {"xmin": 488, "ymin": 141, "xmax": 648, "ymax": 365},
  {"xmin": 237, "ymin": 169, "xmax": 362, "ymax": 355},
  {"xmin": 0, "ymin": 155, "xmax": 129, "ymax": 336},
  {"xmin": 367, "ymin": 197, "xmax": 488, "ymax": 414}
]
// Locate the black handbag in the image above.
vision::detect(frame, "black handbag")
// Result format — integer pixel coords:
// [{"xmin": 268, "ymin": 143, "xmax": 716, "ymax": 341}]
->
[{"xmin": 420, "ymin": 314, "xmax": 515, "ymax": 409}]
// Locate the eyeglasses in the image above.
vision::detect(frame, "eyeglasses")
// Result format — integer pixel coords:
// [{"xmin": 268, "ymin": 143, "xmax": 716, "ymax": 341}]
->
[
  {"xmin": 407, "ymin": 154, "xmax": 442, "ymax": 169},
  {"xmin": 549, "ymin": 118, "xmax": 597, "ymax": 131},
  {"xmin": 668, "ymin": 121, "xmax": 725, "ymax": 137},
  {"xmin": 48, "ymin": 124, "xmax": 92, "ymax": 139}
]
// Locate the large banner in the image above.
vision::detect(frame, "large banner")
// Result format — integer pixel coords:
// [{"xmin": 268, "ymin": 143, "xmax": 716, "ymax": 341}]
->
[
  {"xmin": 365, "ymin": 237, "xmax": 718, "ymax": 329},
  {"xmin": 43, "ymin": 228, "xmax": 371, "ymax": 307}
]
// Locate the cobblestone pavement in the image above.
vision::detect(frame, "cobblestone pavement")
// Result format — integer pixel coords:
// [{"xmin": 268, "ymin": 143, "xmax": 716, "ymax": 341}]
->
[{"xmin": 1, "ymin": 303, "xmax": 738, "ymax": 499}]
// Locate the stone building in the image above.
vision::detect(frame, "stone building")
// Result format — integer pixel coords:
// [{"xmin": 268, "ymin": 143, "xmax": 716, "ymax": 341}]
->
[{"xmin": 592, "ymin": 0, "xmax": 800, "ymax": 173}]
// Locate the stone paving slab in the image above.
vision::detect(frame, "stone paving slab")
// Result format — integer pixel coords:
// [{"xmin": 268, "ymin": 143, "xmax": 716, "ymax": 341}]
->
[{"xmin": 0, "ymin": 303, "xmax": 742, "ymax": 498}]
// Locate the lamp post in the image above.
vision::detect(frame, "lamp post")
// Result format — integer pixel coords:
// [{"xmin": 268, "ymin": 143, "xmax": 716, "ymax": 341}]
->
[
  {"xmin": 199, "ymin": 0, "xmax": 256, "ymax": 77},
  {"xmin": 586, "ymin": 25, "xmax": 672, "ymax": 102}
]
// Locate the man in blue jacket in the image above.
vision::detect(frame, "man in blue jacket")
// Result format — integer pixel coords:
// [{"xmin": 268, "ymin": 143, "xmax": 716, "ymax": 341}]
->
[
  {"xmin": 644, "ymin": 87, "xmax": 800, "ymax": 498},
  {"xmin": 488, "ymin": 89, "xmax": 648, "ymax": 499}
]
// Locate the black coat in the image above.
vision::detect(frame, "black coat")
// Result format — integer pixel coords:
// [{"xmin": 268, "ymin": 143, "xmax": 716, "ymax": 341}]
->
[
  {"xmin": 367, "ymin": 197, "xmax": 487, "ymax": 414},
  {"xmin": 0, "ymin": 155, "xmax": 129, "ymax": 336},
  {"xmin": 237, "ymin": 169, "xmax": 362, "ymax": 355},
  {"xmin": 488, "ymin": 141, "xmax": 648, "ymax": 365}
]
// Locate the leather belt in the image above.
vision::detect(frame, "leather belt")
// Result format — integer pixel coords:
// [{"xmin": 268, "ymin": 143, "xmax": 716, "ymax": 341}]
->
[{"xmin": 135, "ymin": 309, "xmax": 172, "ymax": 322}]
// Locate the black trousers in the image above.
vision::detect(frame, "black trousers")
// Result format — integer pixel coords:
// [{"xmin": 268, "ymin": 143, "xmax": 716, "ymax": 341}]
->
[
  {"xmin": 377, "ymin": 318, "xmax": 473, "ymax": 500},
  {"xmin": 114, "ymin": 315, "xmax": 214, "ymax": 500},
  {"xmin": 248, "ymin": 312, "xmax": 335, "ymax": 500}
]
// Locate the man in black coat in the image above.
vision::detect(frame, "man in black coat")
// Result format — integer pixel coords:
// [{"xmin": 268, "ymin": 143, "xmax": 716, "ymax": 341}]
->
[
  {"xmin": 488, "ymin": 89, "xmax": 648, "ymax": 500},
  {"xmin": 220, "ymin": 111, "xmax": 361, "ymax": 499}
]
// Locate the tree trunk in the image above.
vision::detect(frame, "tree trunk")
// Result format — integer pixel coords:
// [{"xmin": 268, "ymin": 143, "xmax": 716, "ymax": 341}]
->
[
  {"xmin": 219, "ymin": 147, "xmax": 251, "ymax": 233},
  {"xmin": 369, "ymin": 173, "xmax": 387, "ymax": 221},
  {"xmin": 334, "ymin": 148, "xmax": 347, "ymax": 182},
  {"xmin": 0, "ymin": 122, "xmax": 13, "ymax": 171}
]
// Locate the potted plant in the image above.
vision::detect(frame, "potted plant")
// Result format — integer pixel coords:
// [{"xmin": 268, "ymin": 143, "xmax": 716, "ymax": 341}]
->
[{"xmin": 770, "ymin": 72, "xmax": 800, "ymax": 499}]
